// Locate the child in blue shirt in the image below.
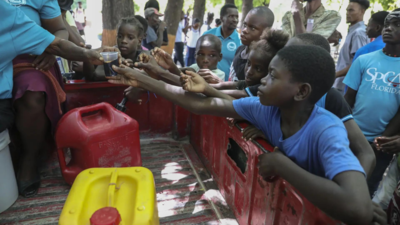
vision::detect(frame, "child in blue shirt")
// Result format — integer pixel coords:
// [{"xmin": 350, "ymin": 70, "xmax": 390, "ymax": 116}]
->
[{"xmin": 108, "ymin": 45, "xmax": 373, "ymax": 224}]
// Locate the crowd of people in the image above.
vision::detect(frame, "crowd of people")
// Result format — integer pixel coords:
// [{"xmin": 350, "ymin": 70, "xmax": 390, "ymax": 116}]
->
[{"xmin": 2, "ymin": 0, "xmax": 400, "ymax": 224}]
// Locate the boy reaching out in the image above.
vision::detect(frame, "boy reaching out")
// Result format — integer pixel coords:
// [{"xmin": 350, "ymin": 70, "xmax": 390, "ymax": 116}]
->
[{"xmin": 108, "ymin": 45, "xmax": 374, "ymax": 224}]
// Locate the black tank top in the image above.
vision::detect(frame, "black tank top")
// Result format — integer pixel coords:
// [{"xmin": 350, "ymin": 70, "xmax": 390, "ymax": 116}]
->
[{"xmin": 232, "ymin": 45, "xmax": 248, "ymax": 81}]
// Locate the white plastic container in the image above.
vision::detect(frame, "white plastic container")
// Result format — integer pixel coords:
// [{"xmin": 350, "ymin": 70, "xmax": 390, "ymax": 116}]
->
[{"xmin": 0, "ymin": 129, "xmax": 18, "ymax": 213}]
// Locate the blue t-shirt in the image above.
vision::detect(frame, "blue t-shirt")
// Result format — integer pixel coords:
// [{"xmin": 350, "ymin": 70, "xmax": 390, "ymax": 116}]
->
[
  {"xmin": 233, "ymin": 97, "xmax": 364, "ymax": 180},
  {"xmin": 202, "ymin": 27, "xmax": 241, "ymax": 80},
  {"xmin": 6, "ymin": 0, "xmax": 61, "ymax": 26},
  {"xmin": 353, "ymin": 36, "xmax": 385, "ymax": 62},
  {"xmin": 0, "ymin": 1, "xmax": 55, "ymax": 99},
  {"xmin": 344, "ymin": 50, "xmax": 400, "ymax": 142}
]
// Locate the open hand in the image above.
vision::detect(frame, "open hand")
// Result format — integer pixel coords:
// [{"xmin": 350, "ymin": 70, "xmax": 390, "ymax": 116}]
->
[
  {"xmin": 198, "ymin": 69, "xmax": 223, "ymax": 84},
  {"xmin": 181, "ymin": 71, "xmax": 208, "ymax": 93},
  {"xmin": 242, "ymin": 125, "xmax": 266, "ymax": 141},
  {"xmin": 374, "ymin": 135, "xmax": 400, "ymax": 154},
  {"xmin": 135, "ymin": 54, "xmax": 163, "ymax": 80},
  {"xmin": 32, "ymin": 52, "xmax": 56, "ymax": 71},
  {"xmin": 107, "ymin": 65, "xmax": 147, "ymax": 87},
  {"xmin": 257, "ymin": 147, "xmax": 283, "ymax": 180},
  {"xmin": 291, "ymin": 0, "xmax": 303, "ymax": 13},
  {"xmin": 151, "ymin": 47, "xmax": 174, "ymax": 70}
]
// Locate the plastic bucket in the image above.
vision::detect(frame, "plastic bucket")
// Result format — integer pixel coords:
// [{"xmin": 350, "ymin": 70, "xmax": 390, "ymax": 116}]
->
[{"xmin": 0, "ymin": 129, "xmax": 18, "ymax": 213}]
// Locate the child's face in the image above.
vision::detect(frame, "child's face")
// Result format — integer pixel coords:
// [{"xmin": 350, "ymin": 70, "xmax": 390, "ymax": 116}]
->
[
  {"xmin": 241, "ymin": 12, "xmax": 270, "ymax": 46},
  {"xmin": 195, "ymin": 42, "xmax": 222, "ymax": 70},
  {"xmin": 117, "ymin": 24, "xmax": 140, "ymax": 58},
  {"xmin": 257, "ymin": 56, "xmax": 299, "ymax": 107},
  {"xmin": 245, "ymin": 49, "xmax": 270, "ymax": 87}
]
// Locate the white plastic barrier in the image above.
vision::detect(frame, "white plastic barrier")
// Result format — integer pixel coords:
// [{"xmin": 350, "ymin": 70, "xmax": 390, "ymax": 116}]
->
[{"xmin": 0, "ymin": 129, "xmax": 18, "ymax": 213}]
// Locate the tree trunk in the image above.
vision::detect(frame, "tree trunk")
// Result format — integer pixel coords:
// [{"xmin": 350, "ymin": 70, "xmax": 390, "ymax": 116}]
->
[
  {"xmin": 193, "ymin": 0, "xmax": 206, "ymax": 27},
  {"xmin": 102, "ymin": 0, "xmax": 135, "ymax": 46},
  {"xmin": 240, "ymin": 0, "xmax": 253, "ymax": 28},
  {"xmin": 163, "ymin": 0, "xmax": 184, "ymax": 54},
  {"xmin": 225, "ymin": 0, "xmax": 235, "ymax": 5}
]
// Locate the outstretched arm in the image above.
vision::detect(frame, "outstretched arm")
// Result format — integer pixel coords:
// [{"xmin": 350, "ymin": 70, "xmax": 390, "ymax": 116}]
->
[
  {"xmin": 108, "ymin": 65, "xmax": 243, "ymax": 119},
  {"xmin": 344, "ymin": 120, "xmax": 376, "ymax": 178}
]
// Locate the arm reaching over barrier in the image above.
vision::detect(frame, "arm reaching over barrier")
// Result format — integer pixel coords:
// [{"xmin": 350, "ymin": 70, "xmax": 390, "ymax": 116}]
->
[{"xmin": 107, "ymin": 65, "xmax": 242, "ymax": 119}]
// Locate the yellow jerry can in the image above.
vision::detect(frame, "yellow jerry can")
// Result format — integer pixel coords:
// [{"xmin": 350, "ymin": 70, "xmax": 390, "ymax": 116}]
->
[{"xmin": 59, "ymin": 167, "xmax": 159, "ymax": 225}]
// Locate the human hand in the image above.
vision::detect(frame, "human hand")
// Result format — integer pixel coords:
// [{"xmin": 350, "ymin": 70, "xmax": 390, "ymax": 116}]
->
[
  {"xmin": 124, "ymin": 86, "xmax": 143, "ymax": 104},
  {"xmin": 198, "ymin": 69, "xmax": 223, "ymax": 84},
  {"xmin": 375, "ymin": 136, "xmax": 400, "ymax": 154},
  {"xmin": 257, "ymin": 147, "xmax": 283, "ymax": 180},
  {"xmin": 371, "ymin": 201, "xmax": 388, "ymax": 225},
  {"xmin": 242, "ymin": 125, "xmax": 266, "ymax": 141},
  {"xmin": 71, "ymin": 61, "xmax": 83, "ymax": 72},
  {"xmin": 122, "ymin": 58, "xmax": 134, "ymax": 68},
  {"xmin": 135, "ymin": 54, "xmax": 163, "ymax": 80},
  {"xmin": 151, "ymin": 47, "xmax": 174, "ymax": 70},
  {"xmin": 328, "ymin": 30, "xmax": 342, "ymax": 46},
  {"xmin": 32, "ymin": 52, "xmax": 56, "ymax": 71},
  {"xmin": 180, "ymin": 67, "xmax": 196, "ymax": 74},
  {"xmin": 291, "ymin": 0, "xmax": 303, "ymax": 14},
  {"xmin": 181, "ymin": 71, "xmax": 208, "ymax": 93},
  {"xmin": 107, "ymin": 65, "xmax": 147, "ymax": 87},
  {"xmin": 87, "ymin": 46, "xmax": 122, "ymax": 65},
  {"xmin": 159, "ymin": 21, "xmax": 167, "ymax": 30}
]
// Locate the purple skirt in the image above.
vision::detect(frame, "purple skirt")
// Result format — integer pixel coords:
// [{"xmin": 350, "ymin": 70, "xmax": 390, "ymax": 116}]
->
[{"xmin": 12, "ymin": 55, "xmax": 66, "ymax": 134}]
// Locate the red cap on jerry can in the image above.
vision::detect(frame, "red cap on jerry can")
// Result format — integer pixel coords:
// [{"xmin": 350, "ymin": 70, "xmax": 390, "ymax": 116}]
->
[{"xmin": 90, "ymin": 207, "xmax": 121, "ymax": 225}]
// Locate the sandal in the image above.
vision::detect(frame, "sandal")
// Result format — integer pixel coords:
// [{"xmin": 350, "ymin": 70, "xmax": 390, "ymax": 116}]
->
[{"xmin": 17, "ymin": 171, "xmax": 41, "ymax": 198}]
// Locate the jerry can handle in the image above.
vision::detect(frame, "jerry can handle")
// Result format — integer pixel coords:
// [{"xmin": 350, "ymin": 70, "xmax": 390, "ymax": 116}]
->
[
  {"xmin": 78, "ymin": 103, "xmax": 114, "ymax": 124},
  {"xmin": 57, "ymin": 147, "xmax": 68, "ymax": 172}
]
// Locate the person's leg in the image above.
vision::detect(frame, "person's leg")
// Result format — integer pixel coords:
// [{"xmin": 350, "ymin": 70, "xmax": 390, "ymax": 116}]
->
[
  {"xmin": 177, "ymin": 43, "xmax": 185, "ymax": 67},
  {"xmin": 14, "ymin": 91, "xmax": 49, "ymax": 196},
  {"xmin": 189, "ymin": 47, "xmax": 196, "ymax": 66},
  {"xmin": 368, "ymin": 150, "xmax": 394, "ymax": 197},
  {"xmin": 185, "ymin": 46, "xmax": 190, "ymax": 67}
]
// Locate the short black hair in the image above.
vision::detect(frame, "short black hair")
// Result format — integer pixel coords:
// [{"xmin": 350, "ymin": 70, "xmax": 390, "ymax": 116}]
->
[
  {"xmin": 220, "ymin": 4, "xmax": 238, "ymax": 18},
  {"xmin": 371, "ymin": 11, "xmax": 389, "ymax": 25},
  {"xmin": 144, "ymin": 0, "xmax": 159, "ymax": 11},
  {"xmin": 277, "ymin": 45, "xmax": 336, "ymax": 104},
  {"xmin": 118, "ymin": 17, "xmax": 144, "ymax": 37},
  {"xmin": 349, "ymin": 0, "xmax": 370, "ymax": 10},
  {"xmin": 293, "ymin": 33, "xmax": 331, "ymax": 52},
  {"xmin": 393, "ymin": 8, "xmax": 400, "ymax": 12},
  {"xmin": 207, "ymin": 12, "xmax": 214, "ymax": 19},
  {"xmin": 196, "ymin": 34, "xmax": 222, "ymax": 53},
  {"xmin": 249, "ymin": 6, "xmax": 275, "ymax": 27},
  {"xmin": 134, "ymin": 15, "xmax": 148, "ymax": 34}
]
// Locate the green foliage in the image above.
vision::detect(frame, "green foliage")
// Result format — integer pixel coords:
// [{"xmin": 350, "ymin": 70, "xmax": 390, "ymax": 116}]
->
[
  {"xmin": 370, "ymin": 0, "xmax": 398, "ymax": 10},
  {"xmin": 208, "ymin": 0, "xmax": 270, "ymax": 11},
  {"xmin": 134, "ymin": 2, "xmax": 140, "ymax": 12}
]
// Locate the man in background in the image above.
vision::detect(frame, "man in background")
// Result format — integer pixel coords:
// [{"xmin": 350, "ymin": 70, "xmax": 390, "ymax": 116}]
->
[
  {"xmin": 334, "ymin": 0, "xmax": 370, "ymax": 94},
  {"xmin": 143, "ymin": 8, "xmax": 167, "ymax": 51},
  {"xmin": 174, "ymin": 11, "xmax": 189, "ymax": 67},
  {"xmin": 282, "ymin": 0, "xmax": 341, "ymax": 39},
  {"xmin": 74, "ymin": 1, "xmax": 86, "ymax": 37},
  {"xmin": 201, "ymin": 12, "xmax": 214, "ymax": 35}
]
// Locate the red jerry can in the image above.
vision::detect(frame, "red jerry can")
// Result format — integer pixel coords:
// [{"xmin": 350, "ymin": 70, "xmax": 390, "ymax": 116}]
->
[{"xmin": 55, "ymin": 102, "xmax": 142, "ymax": 185}]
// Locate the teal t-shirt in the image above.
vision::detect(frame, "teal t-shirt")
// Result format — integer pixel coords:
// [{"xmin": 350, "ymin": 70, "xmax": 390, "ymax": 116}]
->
[
  {"xmin": 6, "ymin": 0, "xmax": 61, "ymax": 25},
  {"xmin": 344, "ymin": 50, "xmax": 400, "ymax": 142},
  {"xmin": 0, "ymin": 1, "xmax": 55, "ymax": 99}
]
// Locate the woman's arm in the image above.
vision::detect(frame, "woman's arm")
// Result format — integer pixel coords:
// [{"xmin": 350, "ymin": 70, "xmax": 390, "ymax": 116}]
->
[{"xmin": 41, "ymin": 16, "xmax": 68, "ymax": 40}]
